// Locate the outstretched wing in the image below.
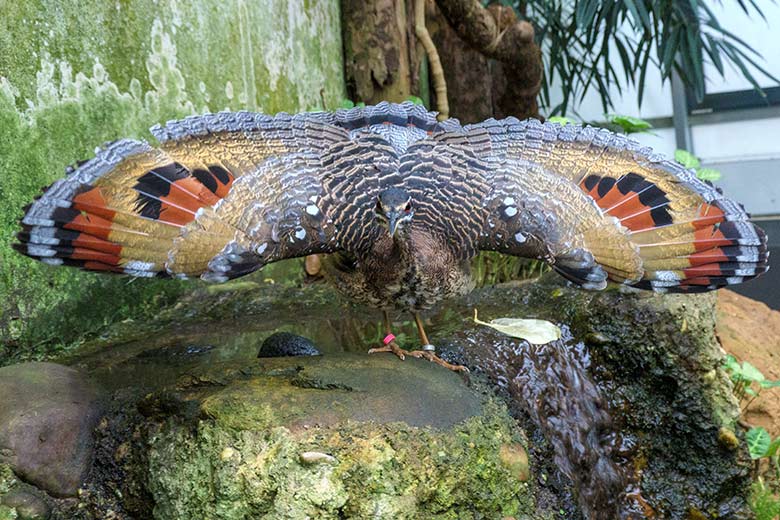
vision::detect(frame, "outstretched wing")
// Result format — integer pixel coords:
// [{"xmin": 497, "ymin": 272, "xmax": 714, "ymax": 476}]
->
[
  {"xmin": 439, "ymin": 118, "xmax": 769, "ymax": 292},
  {"xmin": 15, "ymin": 102, "xmax": 443, "ymax": 282},
  {"xmin": 15, "ymin": 111, "xmax": 355, "ymax": 281}
]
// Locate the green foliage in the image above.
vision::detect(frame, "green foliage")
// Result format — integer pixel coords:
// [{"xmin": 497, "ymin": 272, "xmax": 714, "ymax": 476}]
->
[
  {"xmin": 339, "ymin": 99, "xmax": 366, "ymax": 109},
  {"xmin": 674, "ymin": 149, "xmax": 722, "ymax": 182},
  {"xmin": 547, "ymin": 115, "xmax": 575, "ymax": 125},
  {"xmin": 471, "ymin": 252, "xmax": 549, "ymax": 287},
  {"xmin": 605, "ymin": 114, "xmax": 652, "ymax": 134},
  {"xmin": 406, "ymin": 95, "xmax": 425, "ymax": 106},
  {"xmin": 725, "ymin": 354, "xmax": 780, "ymax": 483},
  {"xmin": 723, "ymin": 354, "xmax": 780, "ymax": 405},
  {"xmin": 750, "ymin": 480, "xmax": 780, "ymax": 520},
  {"xmin": 674, "ymin": 149, "xmax": 701, "ymax": 169},
  {"xmin": 518, "ymin": 0, "xmax": 779, "ymax": 115},
  {"xmin": 748, "ymin": 427, "xmax": 773, "ymax": 460}
]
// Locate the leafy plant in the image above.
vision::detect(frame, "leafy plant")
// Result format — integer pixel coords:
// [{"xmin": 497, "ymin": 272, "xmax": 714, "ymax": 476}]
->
[
  {"xmin": 547, "ymin": 113, "xmax": 653, "ymax": 136},
  {"xmin": 724, "ymin": 354, "xmax": 780, "ymax": 412},
  {"xmin": 471, "ymin": 252, "xmax": 548, "ymax": 287},
  {"xmin": 605, "ymin": 114, "xmax": 653, "ymax": 134},
  {"xmin": 750, "ymin": 479, "xmax": 780, "ymax": 520},
  {"xmin": 339, "ymin": 99, "xmax": 366, "ymax": 109},
  {"xmin": 747, "ymin": 426, "xmax": 780, "ymax": 480},
  {"xmin": 547, "ymin": 115, "xmax": 576, "ymax": 125},
  {"xmin": 515, "ymin": 0, "xmax": 779, "ymax": 115},
  {"xmin": 674, "ymin": 149, "xmax": 723, "ymax": 182}
]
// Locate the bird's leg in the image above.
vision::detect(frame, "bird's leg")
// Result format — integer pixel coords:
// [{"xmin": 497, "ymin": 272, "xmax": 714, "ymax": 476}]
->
[
  {"xmin": 367, "ymin": 310, "xmax": 413, "ymax": 360},
  {"xmin": 407, "ymin": 313, "xmax": 468, "ymax": 373}
]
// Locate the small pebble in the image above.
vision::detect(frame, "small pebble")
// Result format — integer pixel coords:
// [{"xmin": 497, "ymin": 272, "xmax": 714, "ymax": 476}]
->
[
  {"xmin": 299, "ymin": 451, "xmax": 336, "ymax": 465},
  {"xmin": 221, "ymin": 447, "xmax": 237, "ymax": 461}
]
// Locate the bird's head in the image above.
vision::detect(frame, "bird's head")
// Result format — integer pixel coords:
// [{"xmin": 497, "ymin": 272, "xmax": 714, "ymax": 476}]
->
[{"xmin": 375, "ymin": 188, "xmax": 413, "ymax": 237}]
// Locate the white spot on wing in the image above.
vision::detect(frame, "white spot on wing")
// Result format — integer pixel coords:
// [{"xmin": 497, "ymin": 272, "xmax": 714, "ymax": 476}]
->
[
  {"xmin": 295, "ymin": 228, "xmax": 307, "ymax": 240},
  {"xmin": 256, "ymin": 243, "xmax": 268, "ymax": 255},
  {"xmin": 124, "ymin": 260, "xmax": 155, "ymax": 271},
  {"xmin": 514, "ymin": 232, "xmax": 526, "ymax": 243},
  {"xmin": 504, "ymin": 206, "xmax": 518, "ymax": 217},
  {"xmin": 305, "ymin": 204, "xmax": 319, "ymax": 216}
]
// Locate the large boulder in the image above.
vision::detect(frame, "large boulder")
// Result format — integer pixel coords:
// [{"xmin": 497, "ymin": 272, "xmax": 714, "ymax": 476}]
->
[
  {"xmin": 0, "ymin": 363, "xmax": 103, "ymax": 497},
  {"xmin": 86, "ymin": 353, "xmax": 540, "ymax": 519}
]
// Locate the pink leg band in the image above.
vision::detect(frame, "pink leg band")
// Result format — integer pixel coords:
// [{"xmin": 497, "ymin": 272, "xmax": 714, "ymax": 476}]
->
[{"xmin": 383, "ymin": 333, "xmax": 396, "ymax": 345}]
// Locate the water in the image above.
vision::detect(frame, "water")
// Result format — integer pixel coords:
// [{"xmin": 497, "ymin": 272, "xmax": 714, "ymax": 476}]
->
[
  {"xmin": 61, "ymin": 281, "xmax": 749, "ymax": 518},
  {"xmin": 451, "ymin": 325, "xmax": 653, "ymax": 519}
]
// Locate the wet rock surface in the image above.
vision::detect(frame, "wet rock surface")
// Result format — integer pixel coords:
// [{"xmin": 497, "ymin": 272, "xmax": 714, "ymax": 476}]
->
[
  {"xmin": 0, "ymin": 363, "xmax": 102, "ymax": 498},
  {"xmin": 257, "ymin": 332, "xmax": 321, "ymax": 358},
  {"xmin": 1, "ymin": 276, "xmax": 756, "ymax": 518},
  {"xmin": 442, "ymin": 275, "xmax": 751, "ymax": 519},
  {"xmin": 74, "ymin": 351, "xmax": 540, "ymax": 519}
]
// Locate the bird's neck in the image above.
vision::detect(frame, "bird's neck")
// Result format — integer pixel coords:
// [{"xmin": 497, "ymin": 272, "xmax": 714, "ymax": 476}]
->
[{"xmin": 390, "ymin": 229, "xmax": 415, "ymax": 263}]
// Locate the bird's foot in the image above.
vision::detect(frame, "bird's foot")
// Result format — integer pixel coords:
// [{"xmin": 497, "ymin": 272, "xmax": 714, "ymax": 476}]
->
[
  {"xmin": 369, "ymin": 334, "xmax": 468, "ymax": 373},
  {"xmin": 368, "ymin": 340, "xmax": 412, "ymax": 360},
  {"xmin": 406, "ymin": 346, "xmax": 469, "ymax": 373}
]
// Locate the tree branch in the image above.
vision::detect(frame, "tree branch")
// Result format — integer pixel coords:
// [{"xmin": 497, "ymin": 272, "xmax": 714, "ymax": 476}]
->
[
  {"xmin": 415, "ymin": 0, "xmax": 449, "ymax": 120},
  {"xmin": 434, "ymin": 0, "xmax": 542, "ymax": 118}
]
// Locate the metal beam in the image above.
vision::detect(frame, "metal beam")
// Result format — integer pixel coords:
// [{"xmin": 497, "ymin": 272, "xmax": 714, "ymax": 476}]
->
[{"xmin": 671, "ymin": 68, "xmax": 693, "ymax": 151}]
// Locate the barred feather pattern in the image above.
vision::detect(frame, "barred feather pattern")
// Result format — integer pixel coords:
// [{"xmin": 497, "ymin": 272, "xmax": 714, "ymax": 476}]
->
[{"xmin": 15, "ymin": 102, "xmax": 768, "ymax": 311}]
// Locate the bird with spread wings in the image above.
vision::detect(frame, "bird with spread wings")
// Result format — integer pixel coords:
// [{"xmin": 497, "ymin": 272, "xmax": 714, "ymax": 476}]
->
[{"xmin": 15, "ymin": 102, "xmax": 768, "ymax": 371}]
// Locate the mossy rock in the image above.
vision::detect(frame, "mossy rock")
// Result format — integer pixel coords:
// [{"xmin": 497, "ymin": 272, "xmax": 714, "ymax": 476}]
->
[
  {"xmin": 134, "ymin": 355, "xmax": 539, "ymax": 519},
  {"xmin": 452, "ymin": 274, "xmax": 751, "ymax": 518}
]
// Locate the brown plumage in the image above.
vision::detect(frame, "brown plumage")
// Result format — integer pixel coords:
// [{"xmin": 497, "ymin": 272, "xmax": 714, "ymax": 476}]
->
[{"xmin": 15, "ymin": 102, "xmax": 769, "ymax": 369}]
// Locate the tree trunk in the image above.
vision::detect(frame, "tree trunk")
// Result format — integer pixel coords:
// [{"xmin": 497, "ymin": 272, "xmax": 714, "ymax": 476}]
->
[
  {"xmin": 340, "ymin": 0, "xmax": 543, "ymax": 121},
  {"xmin": 342, "ymin": 0, "xmax": 419, "ymax": 104}
]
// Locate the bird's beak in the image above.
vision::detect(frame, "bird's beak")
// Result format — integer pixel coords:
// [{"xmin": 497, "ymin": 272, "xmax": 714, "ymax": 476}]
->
[{"xmin": 387, "ymin": 213, "xmax": 400, "ymax": 237}]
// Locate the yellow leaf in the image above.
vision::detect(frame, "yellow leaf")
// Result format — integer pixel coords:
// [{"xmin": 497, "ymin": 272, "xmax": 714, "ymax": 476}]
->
[{"xmin": 473, "ymin": 309, "xmax": 561, "ymax": 344}]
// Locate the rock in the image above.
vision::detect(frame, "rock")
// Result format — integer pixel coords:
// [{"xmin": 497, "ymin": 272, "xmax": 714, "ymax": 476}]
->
[
  {"xmin": 716, "ymin": 289, "xmax": 780, "ymax": 438},
  {"xmin": 257, "ymin": 332, "xmax": 321, "ymax": 358},
  {"xmin": 445, "ymin": 274, "xmax": 752, "ymax": 519},
  {"xmin": 116, "ymin": 354, "xmax": 539, "ymax": 519},
  {"xmin": 0, "ymin": 363, "xmax": 102, "ymax": 497},
  {"xmin": 28, "ymin": 275, "xmax": 765, "ymax": 518},
  {"xmin": 0, "ymin": 488, "xmax": 51, "ymax": 520}
]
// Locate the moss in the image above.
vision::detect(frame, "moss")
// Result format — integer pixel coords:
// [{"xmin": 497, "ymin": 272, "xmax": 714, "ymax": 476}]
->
[
  {"xmin": 457, "ymin": 275, "xmax": 751, "ymax": 517},
  {"xmin": 0, "ymin": 0, "xmax": 344, "ymax": 364},
  {"xmin": 146, "ymin": 399, "xmax": 535, "ymax": 520},
  {"xmin": 0, "ymin": 464, "xmax": 16, "ymax": 495},
  {"xmin": 0, "ymin": 505, "xmax": 16, "ymax": 520},
  {"xmin": 0, "ymin": 465, "xmax": 17, "ymax": 520}
]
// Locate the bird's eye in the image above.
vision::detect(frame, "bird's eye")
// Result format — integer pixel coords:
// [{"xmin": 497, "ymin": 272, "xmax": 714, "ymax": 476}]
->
[{"xmin": 404, "ymin": 203, "xmax": 411, "ymax": 213}]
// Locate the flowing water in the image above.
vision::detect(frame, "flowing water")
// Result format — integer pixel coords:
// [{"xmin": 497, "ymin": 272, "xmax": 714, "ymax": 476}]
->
[
  {"xmin": 451, "ymin": 326, "xmax": 652, "ymax": 519},
  {"xmin": 62, "ymin": 281, "xmax": 747, "ymax": 519}
]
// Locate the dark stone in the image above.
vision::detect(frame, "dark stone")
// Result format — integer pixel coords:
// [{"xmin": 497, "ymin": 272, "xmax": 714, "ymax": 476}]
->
[
  {"xmin": 257, "ymin": 332, "xmax": 321, "ymax": 358},
  {"xmin": 0, "ymin": 362, "xmax": 103, "ymax": 497},
  {"xmin": 0, "ymin": 488, "xmax": 51, "ymax": 520}
]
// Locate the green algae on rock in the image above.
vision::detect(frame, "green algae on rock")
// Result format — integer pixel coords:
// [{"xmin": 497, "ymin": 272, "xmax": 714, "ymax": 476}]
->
[
  {"xmin": 0, "ymin": 0, "xmax": 345, "ymax": 364},
  {"xmin": 450, "ymin": 274, "xmax": 752, "ymax": 518},
  {"xmin": 87, "ymin": 353, "xmax": 540, "ymax": 519}
]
